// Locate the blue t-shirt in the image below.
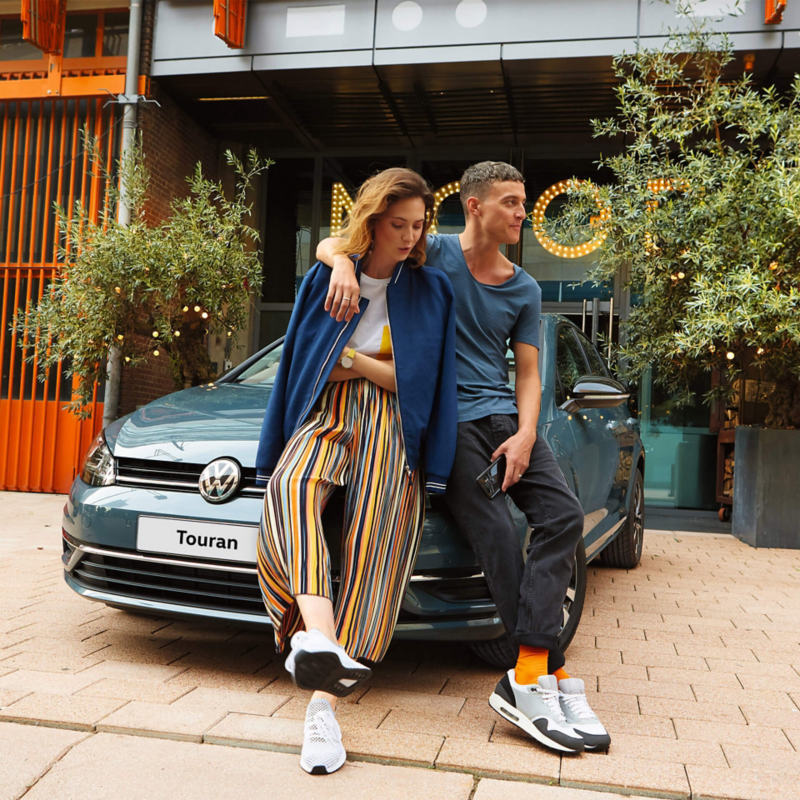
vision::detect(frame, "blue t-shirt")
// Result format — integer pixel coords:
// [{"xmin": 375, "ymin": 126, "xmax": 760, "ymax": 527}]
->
[{"xmin": 424, "ymin": 234, "xmax": 542, "ymax": 422}]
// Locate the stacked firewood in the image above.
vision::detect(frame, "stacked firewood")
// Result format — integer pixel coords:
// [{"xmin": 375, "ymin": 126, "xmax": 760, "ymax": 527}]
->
[{"xmin": 723, "ymin": 451, "xmax": 735, "ymax": 497}]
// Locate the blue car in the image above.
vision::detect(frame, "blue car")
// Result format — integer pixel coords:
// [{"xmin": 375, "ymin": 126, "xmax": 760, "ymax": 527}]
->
[{"xmin": 62, "ymin": 314, "xmax": 645, "ymax": 668}]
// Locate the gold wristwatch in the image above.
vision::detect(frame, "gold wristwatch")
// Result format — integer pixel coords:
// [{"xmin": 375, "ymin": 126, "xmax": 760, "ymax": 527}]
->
[{"xmin": 340, "ymin": 347, "xmax": 356, "ymax": 369}]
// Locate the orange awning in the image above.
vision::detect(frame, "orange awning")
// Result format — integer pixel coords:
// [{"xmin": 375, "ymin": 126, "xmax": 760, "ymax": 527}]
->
[
  {"xmin": 765, "ymin": 0, "xmax": 787, "ymax": 23},
  {"xmin": 21, "ymin": 0, "xmax": 66, "ymax": 55},
  {"xmin": 214, "ymin": 0, "xmax": 247, "ymax": 49}
]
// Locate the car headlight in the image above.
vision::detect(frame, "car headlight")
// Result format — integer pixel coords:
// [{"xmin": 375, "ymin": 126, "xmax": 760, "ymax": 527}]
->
[{"xmin": 81, "ymin": 432, "xmax": 116, "ymax": 487}]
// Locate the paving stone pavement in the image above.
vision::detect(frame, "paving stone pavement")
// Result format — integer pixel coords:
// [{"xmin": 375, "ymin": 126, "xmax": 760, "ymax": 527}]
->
[{"xmin": 1, "ymin": 491, "xmax": 799, "ymax": 800}]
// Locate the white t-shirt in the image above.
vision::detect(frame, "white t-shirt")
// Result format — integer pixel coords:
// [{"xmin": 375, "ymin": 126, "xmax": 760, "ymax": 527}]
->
[{"xmin": 345, "ymin": 274, "xmax": 393, "ymax": 360}]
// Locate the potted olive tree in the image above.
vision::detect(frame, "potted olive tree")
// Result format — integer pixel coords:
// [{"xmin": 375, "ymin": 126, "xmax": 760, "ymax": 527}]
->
[
  {"xmin": 558, "ymin": 22, "xmax": 800, "ymax": 547},
  {"xmin": 16, "ymin": 139, "xmax": 268, "ymax": 419}
]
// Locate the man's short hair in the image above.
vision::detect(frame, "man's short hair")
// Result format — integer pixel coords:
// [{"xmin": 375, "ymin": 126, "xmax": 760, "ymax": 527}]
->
[{"xmin": 460, "ymin": 161, "xmax": 524, "ymax": 209}]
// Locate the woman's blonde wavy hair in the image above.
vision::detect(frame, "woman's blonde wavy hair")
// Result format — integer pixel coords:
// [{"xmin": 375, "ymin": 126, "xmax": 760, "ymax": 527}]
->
[{"xmin": 333, "ymin": 168, "xmax": 435, "ymax": 267}]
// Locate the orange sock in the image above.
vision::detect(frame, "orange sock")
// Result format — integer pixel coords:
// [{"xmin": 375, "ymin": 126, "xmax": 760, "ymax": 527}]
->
[
  {"xmin": 514, "ymin": 646, "xmax": 549, "ymax": 686},
  {"xmin": 554, "ymin": 667, "xmax": 571, "ymax": 682}
]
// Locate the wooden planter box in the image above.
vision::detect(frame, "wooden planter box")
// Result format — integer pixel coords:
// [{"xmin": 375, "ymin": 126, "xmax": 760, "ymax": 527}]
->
[{"xmin": 732, "ymin": 426, "xmax": 800, "ymax": 549}]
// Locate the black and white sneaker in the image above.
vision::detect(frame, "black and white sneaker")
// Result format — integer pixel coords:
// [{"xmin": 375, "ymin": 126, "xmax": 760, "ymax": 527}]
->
[
  {"xmin": 558, "ymin": 678, "xmax": 611, "ymax": 752},
  {"xmin": 300, "ymin": 698, "xmax": 346, "ymax": 775},
  {"xmin": 489, "ymin": 671, "xmax": 585, "ymax": 754},
  {"xmin": 284, "ymin": 629, "xmax": 371, "ymax": 697}
]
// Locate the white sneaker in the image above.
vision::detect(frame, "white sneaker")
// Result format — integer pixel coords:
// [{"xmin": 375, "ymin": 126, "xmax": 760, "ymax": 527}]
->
[
  {"xmin": 558, "ymin": 678, "xmax": 611, "ymax": 751},
  {"xmin": 299, "ymin": 698, "xmax": 346, "ymax": 775},
  {"xmin": 284, "ymin": 629, "xmax": 371, "ymax": 697},
  {"xmin": 489, "ymin": 671, "xmax": 585, "ymax": 754}
]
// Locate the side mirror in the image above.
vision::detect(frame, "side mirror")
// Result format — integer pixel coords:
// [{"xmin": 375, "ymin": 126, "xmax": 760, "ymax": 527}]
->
[{"xmin": 559, "ymin": 376, "xmax": 630, "ymax": 414}]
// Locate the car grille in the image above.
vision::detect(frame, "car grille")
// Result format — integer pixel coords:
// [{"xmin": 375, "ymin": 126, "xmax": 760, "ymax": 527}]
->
[
  {"xmin": 63, "ymin": 535, "xmax": 495, "ymax": 623},
  {"xmin": 67, "ymin": 542, "xmax": 269, "ymax": 618},
  {"xmin": 115, "ymin": 457, "xmax": 263, "ymax": 497}
]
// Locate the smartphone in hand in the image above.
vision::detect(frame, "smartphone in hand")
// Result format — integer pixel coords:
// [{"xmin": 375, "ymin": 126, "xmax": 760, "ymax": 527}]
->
[{"xmin": 476, "ymin": 457, "xmax": 504, "ymax": 499}]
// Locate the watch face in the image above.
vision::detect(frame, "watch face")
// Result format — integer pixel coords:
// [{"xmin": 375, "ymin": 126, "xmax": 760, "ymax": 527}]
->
[{"xmin": 341, "ymin": 355, "xmax": 354, "ymax": 369}]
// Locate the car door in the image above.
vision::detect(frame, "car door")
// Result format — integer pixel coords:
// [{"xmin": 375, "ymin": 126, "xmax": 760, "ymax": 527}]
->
[{"xmin": 554, "ymin": 324, "xmax": 622, "ymax": 548}]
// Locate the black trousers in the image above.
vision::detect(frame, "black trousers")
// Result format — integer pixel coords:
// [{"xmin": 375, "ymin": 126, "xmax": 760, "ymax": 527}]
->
[{"xmin": 444, "ymin": 414, "xmax": 584, "ymax": 672}]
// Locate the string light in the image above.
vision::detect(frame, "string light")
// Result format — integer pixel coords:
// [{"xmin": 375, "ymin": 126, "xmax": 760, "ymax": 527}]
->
[
  {"xmin": 153, "ymin": 349, "xmax": 160, "ymax": 356},
  {"xmin": 114, "ymin": 287, "xmax": 121, "ymax": 294},
  {"xmin": 757, "ymin": 347, "xmax": 765, "ymax": 355},
  {"xmin": 116, "ymin": 334, "xmax": 124, "ymax": 340},
  {"xmin": 152, "ymin": 331, "xmax": 159, "ymax": 338},
  {"xmin": 183, "ymin": 306, "xmax": 189, "ymax": 312},
  {"xmin": 125, "ymin": 356, "xmax": 131, "ymax": 362},
  {"xmin": 201, "ymin": 311, "xmax": 209, "ymax": 319},
  {"xmin": 677, "ymin": 272, "xmax": 685, "ymax": 279},
  {"xmin": 194, "ymin": 305, "xmax": 201, "ymax": 313},
  {"xmin": 174, "ymin": 330, "xmax": 181, "ymax": 337},
  {"xmin": 531, "ymin": 180, "xmax": 609, "ymax": 259},
  {"xmin": 726, "ymin": 351, "xmax": 735, "ymax": 360}
]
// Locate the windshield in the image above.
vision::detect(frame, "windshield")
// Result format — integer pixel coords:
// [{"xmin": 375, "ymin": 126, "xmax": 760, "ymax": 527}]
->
[
  {"xmin": 235, "ymin": 319, "xmax": 541, "ymax": 388},
  {"xmin": 234, "ymin": 343, "xmax": 283, "ymax": 385}
]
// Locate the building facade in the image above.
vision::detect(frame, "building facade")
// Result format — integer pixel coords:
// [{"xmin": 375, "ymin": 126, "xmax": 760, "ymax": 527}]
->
[{"xmin": 1, "ymin": 0, "xmax": 798, "ymax": 503}]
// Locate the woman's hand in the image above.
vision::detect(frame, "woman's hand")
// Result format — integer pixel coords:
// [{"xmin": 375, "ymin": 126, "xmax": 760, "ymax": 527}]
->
[{"xmin": 325, "ymin": 255, "xmax": 361, "ymax": 322}]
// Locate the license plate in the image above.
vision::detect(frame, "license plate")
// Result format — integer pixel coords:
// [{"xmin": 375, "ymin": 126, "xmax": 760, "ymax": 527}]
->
[{"xmin": 137, "ymin": 516, "xmax": 258, "ymax": 564}]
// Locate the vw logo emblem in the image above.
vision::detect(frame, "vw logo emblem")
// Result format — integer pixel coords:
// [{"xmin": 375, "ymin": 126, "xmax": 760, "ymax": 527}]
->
[{"xmin": 199, "ymin": 458, "xmax": 241, "ymax": 504}]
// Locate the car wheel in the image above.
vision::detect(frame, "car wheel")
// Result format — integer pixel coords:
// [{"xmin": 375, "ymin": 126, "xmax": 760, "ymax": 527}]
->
[
  {"xmin": 602, "ymin": 468, "xmax": 645, "ymax": 569},
  {"xmin": 469, "ymin": 538, "xmax": 588, "ymax": 670}
]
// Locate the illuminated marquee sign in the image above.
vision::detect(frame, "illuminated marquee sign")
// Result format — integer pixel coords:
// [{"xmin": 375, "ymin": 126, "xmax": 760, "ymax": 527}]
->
[
  {"xmin": 531, "ymin": 180, "xmax": 610, "ymax": 259},
  {"xmin": 331, "ymin": 178, "xmax": 620, "ymax": 259},
  {"xmin": 330, "ymin": 181, "xmax": 461, "ymax": 235}
]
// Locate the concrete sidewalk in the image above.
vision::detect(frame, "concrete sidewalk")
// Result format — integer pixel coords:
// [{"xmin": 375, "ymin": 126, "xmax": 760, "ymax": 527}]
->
[{"xmin": 1, "ymin": 491, "xmax": 799, "ymax": 800}]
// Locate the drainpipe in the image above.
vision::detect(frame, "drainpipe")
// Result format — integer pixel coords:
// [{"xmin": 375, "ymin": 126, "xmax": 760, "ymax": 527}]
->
[{"xmin": 103, "ymin": 0, "xmax": 143, "ymax": 428}]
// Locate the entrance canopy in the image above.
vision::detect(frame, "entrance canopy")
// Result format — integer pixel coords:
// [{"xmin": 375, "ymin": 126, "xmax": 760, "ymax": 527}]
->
[{"xmin": 151, "ymin": 0, "xmax": 800, "ymax": 152}]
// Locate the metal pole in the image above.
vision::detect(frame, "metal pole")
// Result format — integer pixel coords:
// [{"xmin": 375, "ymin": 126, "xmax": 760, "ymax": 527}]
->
[
  {"xmin": 608, "ymin": 297, "xmax": 614, "ymax": 364},
  {"xmin": 581, "ymin": 299, "xmax": 587, "ymax": 333},
  {"xmin": 591, "ymin": 297, "xmax": 600, "ymax": 346},
  {"xmin": 103, "ymin": 0, "xmax": 143, "ymax": 428}
]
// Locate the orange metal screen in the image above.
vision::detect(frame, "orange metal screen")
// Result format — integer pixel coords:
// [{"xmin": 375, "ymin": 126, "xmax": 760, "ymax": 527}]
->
[
  {"xmin": 0, "ymin": 97, "xmax": 122, "ymax": 493},
  {"xmin": 214, "ymin": 0, "xmax": 246, "ymax": 48},
  {"xmin": 21, "ymin": 0, "xmax": 66, "ymax": 55}
]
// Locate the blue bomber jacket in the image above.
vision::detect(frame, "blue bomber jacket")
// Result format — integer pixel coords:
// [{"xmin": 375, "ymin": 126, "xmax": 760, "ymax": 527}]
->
[{"xmin": 255, "ymin": 259, "xmax": 458, "ymax": 494}]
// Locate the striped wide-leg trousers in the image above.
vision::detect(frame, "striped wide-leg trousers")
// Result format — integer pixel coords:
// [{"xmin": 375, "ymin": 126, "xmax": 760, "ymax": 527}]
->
[{"xmin": 257, "ymin": 378, "xmax": 424, "ymax": 662}]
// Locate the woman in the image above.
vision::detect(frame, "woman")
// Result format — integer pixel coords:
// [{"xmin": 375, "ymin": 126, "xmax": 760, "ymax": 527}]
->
[{"xmin": 254, "ymin": 168, "xmax": 457, "ymax": 775}]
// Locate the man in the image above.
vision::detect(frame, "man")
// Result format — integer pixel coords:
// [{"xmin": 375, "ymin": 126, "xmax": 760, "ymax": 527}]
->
[{"xmin": 316, "ymin": 162, "xmax": 609, "ymax": 754}]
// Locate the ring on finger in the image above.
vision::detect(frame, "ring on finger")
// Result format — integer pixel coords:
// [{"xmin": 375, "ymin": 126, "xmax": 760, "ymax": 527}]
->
[{"xmin": 518, "ymin": 473, "xmax": 523, "ymax": 478}]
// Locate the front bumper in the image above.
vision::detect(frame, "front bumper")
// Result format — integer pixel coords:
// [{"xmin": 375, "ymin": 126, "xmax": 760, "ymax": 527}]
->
[{"xmin": 62, "ymin": 482, "xmax": 506, "ymax": 642}]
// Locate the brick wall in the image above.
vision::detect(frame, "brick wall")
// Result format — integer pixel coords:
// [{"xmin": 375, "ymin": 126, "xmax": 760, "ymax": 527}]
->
[
  {"xmin": 138, "ymin": 82, "xmax": 221, "ymax": 225},
  {"xmin": 117, "ymin": 80, "xmax": 221, "ymax": 417}
]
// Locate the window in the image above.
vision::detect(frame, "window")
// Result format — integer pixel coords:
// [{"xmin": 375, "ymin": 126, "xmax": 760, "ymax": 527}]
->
[
  {"xmin": 235, "ymin": 343, "xmax": 283, "ymax": 386},
  {"xmin": 102, "ymin": 11, "xmax": 128, "ymax": 57},
  {"xmin": 555, "ymin": 325, "xmax": 589, "ymax": 406},
  {"xmin": 63, "ymin": 14, "xmax": 97, "ymax": 58},
  {"xmin": 578, "ymin": 332, "xmax": 609, "ymax": 378},
  {"xmin": 0, "ymin": 18, "xmax": 45, "ymax": 62},
  {"xmin": 60, "ymin": 11, "xmax": 129, "ymax": 60}
]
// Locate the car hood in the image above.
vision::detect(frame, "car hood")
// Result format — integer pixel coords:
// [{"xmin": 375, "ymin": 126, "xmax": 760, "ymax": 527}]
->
[{"xmin": 109, "ymin": 383, "xmax": 270, "ymax": 466}]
